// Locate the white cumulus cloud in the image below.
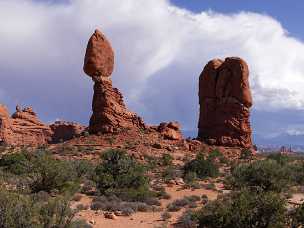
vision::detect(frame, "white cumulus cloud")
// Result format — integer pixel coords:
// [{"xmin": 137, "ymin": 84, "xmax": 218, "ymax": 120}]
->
[{"xmin": 0, "ymin": 0, "xmax": 304, "ymax": 133}]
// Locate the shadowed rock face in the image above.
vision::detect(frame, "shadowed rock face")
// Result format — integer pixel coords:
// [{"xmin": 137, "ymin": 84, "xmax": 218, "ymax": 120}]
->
[
  {"xmin": 50, "ymin": 121, "xmax": 86, "ymax": 143},
  {"xmin": 198, "ymin": 57, "xmax": 253, "ymax": 148},
  {"xmin": 83, "ymin": 29, "xmax": 145, "ymax": 134}
]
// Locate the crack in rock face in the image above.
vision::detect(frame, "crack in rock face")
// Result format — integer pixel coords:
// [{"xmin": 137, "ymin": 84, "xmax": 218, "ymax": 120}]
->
[{"xmin": 198, "ymin": 57, "xmax": 253, "ymax": 148}]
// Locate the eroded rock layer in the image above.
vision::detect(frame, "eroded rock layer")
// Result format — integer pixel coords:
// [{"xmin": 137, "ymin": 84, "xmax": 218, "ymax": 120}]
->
[
  {"xmin": 50, "ymin": 121, "xmax": 86, "ymax": 143},
  {"xmin": 89, "ymin": 77, "xmax": 145, "ymax": 134},
  {"xmin": 198, "ymin": 57, "xmax": 253, "ymax": 148},
  {"xmin": 0, "ymin": 105, "xmax": 52, "ymax": 146},
  {"xmin": 84, "ymin": 29, "xmax": 145, "ymax": 134}
]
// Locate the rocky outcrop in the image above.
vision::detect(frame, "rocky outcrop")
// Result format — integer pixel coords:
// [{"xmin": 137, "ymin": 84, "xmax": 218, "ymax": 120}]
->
[
  {"xmin": 0, "ymin": 105, "xmax": 52, "ymax": 146},
  {"xmin": 198, "ymin": 57, "xmax": 253, "ymax": 148},
  {"xmin": 157, "ymin": 122, "xmax": 183, "ymax": 140},
  {"xmin": 84, "ymin": 29, "xmax": 145, "ymax": 134},
  {"xmin": 50, "ymin": 121, "xmax": 86, "ymax": 143}
]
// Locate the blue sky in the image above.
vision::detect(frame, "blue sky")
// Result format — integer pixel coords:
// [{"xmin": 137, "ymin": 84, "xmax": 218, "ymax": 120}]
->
[
  {"xmin": 1, "ymin": 0, "xmax": 304, "ymax": 146},
  {"xmin": 172, "ymin": 0, "xmax": 303, "ymax": 40}
]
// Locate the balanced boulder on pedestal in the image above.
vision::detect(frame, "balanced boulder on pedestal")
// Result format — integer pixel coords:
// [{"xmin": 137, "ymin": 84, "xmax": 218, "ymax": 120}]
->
[{"xmin": 83, "ymin": 29, "xmax": 145, "ymax": 134}]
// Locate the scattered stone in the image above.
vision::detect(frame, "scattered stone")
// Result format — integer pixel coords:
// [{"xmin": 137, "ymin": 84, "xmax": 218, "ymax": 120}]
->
[
  {"xmin": 175, "ymin": 178, "xmax": 185, "ymax": 185},
  {"xmin": 104, "ymin": 212, "xmax": 117, "ymax": 220},
  {"xmin": 114, "ymin": 211, "xmax": 124, "ymax": 216},
  {"xmin": 89, "ymin": 219, "xmax": 96, "ymax": 225}
]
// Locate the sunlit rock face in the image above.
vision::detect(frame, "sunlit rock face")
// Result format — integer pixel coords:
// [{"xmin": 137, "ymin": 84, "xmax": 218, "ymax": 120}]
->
[{"xmin": 198, "ymin": 57, "xmax": 253, "ymax": 148}]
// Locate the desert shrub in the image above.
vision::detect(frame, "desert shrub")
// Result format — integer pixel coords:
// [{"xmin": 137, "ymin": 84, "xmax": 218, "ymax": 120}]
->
[
  {"xmin": 240, "ymin": 149, "xmax": 253, "ymax": 160},
  {"xmin": 81, "ymin": 179, "xmax": 96, "ymax": 195},
  {"xmin": 207, "ymin": 149, "xmax": 228, "ymax": 164},
  {"xmin": 161, "ymin": 153, "xmax": 173, "ymax": 166},
  {"xmin": 267, "ymin": 153, "xmax": 291, "ymax": 166},
  {"xmin": 166, "ymin": 196, "xmax": 197, "ymax": 212},
  {"xmin": 29, "ymin": 151, "xmax": 79, "ymax": 193},
  {"xmin": 0, "ymin": 189, "xmax": 35, "ymax": 228},
  {"xmin": 71, "ymin": 160, "xmax": 95, "ymax": 179},
  {"xmin": 185, "ymin": 195, "xmax": 201, "ymax": 202},
  {"xmin": 155, "ymin": 187, "xmax": 171, "ymax": 200},
  {"xmin": 161, "ymin": 211, "xmax": 172, "ymax": 221},
  {"xmin": 95, "ymin": 149, "xmax": 152, "ymax": 201},
  {"xmin": 90, "ymin": 195, "xmax": 154, "ymax": 215},
  {"xmin": 0, "ymin": 188, "xmax": 87, "ymax": 228},
  {"xmin": 198, "ymin": 189, "xmax": 287, "ymax": 228},
  {"xmin": 38, "ymin": 196, "xmax": 76, "ymax": 227},
  {"xmin": 162, "ymin": 165, "xmax": 180, "ymax": 182},
  {"xmin": 288, "ymin": 161, "xmax": 304, "ymax": 185},
  {"xmin": 184, "ymin": 171, "xmax": 197, "ymax": 184},
  {"xmin": 178, "ymin": 210, "xmax": 199, "ymax": 228},
  {"xmin": 228, "ymin": 159, "xmax": 291, "ymax": 192},
  {"xmin": 184, "ymin": 153, "xmax": 219, "ymax": 179},
  {"xmin": 144, "ymin": 155, "xmax": 158, "ymax": 170},
  {"xmin": 0, "ymin": 150, "xmax": 81, "ymax": 194},
  {"xmin": 0, "ymin": 152, "xmax": 31, "ymax": 175},
  {"xmin": 290, "ymin": 203, "xmax": 304, "ymax": 227}
]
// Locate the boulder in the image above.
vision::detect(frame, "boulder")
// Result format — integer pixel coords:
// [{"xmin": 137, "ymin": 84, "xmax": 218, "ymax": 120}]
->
[
  {"xmin": 157, "ymin": 121, "xmax": 183, "ymax": 140},
  {"xmin": 83, "ymin": 29, "xmax": 114, "ymax": 78}
]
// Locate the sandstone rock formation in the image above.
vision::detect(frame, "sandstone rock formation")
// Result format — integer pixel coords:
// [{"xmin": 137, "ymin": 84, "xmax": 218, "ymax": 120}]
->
[
  {"xmin": 83, "ymin": 29, "xmax": 145, "ymax": 134},
  {"xmin": 0, "ymin": 105, "xmax": 52, "ymax": 146},
  {"xmin": 50, "ymin": 121, "xmax": 86, "ymax": 143},
  {"xmin": 198, "ymin": 57, "xmax": 253, "ymax": 148},
  {"xmin": 157, "ymin": 122, "xmax": 183, "ymax": 140}
]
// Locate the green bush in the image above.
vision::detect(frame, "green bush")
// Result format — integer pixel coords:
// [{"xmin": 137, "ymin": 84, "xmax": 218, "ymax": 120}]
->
[
  {"xmin": 267, "ymin": 153, "xmax": 291, "ymax": 166},
  {"xmin": 240, "ymin": 149, "xmax": 253, "ymax": 160},
  {"xmin": 0, "ymin": 189, "xmax": 35, "ymax": 228},
  {"xmin": 0, "ymin": 150, "xmax": 83, "ymax": 194},
  {"xmin": 184, "ymin": 153, "xmax": 219, "ymax": 179},
  {"xmin": 228, "ymin": 159, "xmax": 291, "ymax": 192},
  {"xmin": 95, "ymin": 149, "xmax": 151, "ymax": 201},
  {"xmin": 29, "ymin": 151, "xmax": 79, "ymax": 193},
  {"xmin": 161, "ymin": 153, "xmax": 173, "ymax": 166},
  {"xmin": 71, "ymin": 160, "xmax": 95, "ymax": 179},
  {"xmin": 198, "ymin": 189, "xmax": 287, "ymax": 228},
  {"xmin": 207, "ymin": 149, "xmax": 228, "ymax": 164},
  {"xmin": 0, "ymin": 152, "xmax": 31, "ymax": 175},
  {"xmin": 162, "ymin": 165, "xmax": 180, "ymax": 182},
  {"xmin": 290, "ymin": 202, "xmax": 304, "ymax": 227},
  {"xmin": 289, "ymin": 161, "xmax": 304, "ymax": 185},
  {"xmin": 0, "ymin": 188, "xmax": 89, "ymax": 228}
]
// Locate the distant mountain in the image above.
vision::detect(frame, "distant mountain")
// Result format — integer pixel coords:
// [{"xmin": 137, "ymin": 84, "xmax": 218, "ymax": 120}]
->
[
  {"xmin": 183, "ymin": 130, "xmax": 304, "ymax": 151},
  {"xmin": 254, "ymin": 133, "xmax": 304, "ymax": 147}
]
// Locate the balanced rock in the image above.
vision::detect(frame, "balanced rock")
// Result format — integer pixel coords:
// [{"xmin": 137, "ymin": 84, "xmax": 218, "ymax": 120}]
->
[
  {"xmin": 198, "ymin": 57, "xmax": 253, "ymax": 148},
  {"xmin": 84, "ymin": 29, "xmax": 145, "ymax": 134},
  {"xmin": 0, "ymin": 105, "xmax": 52, "ymax": 146}
]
